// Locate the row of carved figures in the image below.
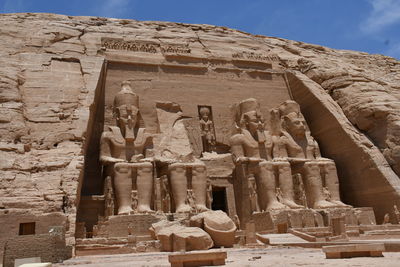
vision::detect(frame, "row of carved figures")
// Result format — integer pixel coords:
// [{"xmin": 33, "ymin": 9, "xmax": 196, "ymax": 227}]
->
[
  {"xmin": 230, "ymin": 98, "xmax": 349, "ymax": 214},
  {"xmin": 104, "ymin": 174, "xmax": 214, "ymax": 217},
  {"xmin": 100, "ymin": 81, "xmax": 349, "ymax": 216}
]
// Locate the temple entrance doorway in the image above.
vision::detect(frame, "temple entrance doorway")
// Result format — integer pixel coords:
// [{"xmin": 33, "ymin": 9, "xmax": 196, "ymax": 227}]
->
[{"xmin": 211, "ymin": 186, "xmax": 227, "ymax": 213}]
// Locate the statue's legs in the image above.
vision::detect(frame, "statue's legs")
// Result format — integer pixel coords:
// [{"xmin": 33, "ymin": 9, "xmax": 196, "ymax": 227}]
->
[
  {"xmin": 303, "ymin": 162, "xmax": 336, "ymax": 209},
  {"xmin": 136, "ymin": 162, "xmax": 154, "ymax": 213},
  {"xmin": 321, "ymin": 161, "xmax": 350, "ymax": 207},
  {"xmin": 169, "ymin": 163, "xmax": 191, "ymax": 213},
  {"xmin": 192, "ymin": 163, "xmax": 208, "ymax": 212},
  {"xmin": 114, "ymin": 163, "xmax": 134, "ymax": 215},
  {"xmin": 257, "ymin": 161, "xmax": 287, "ymax": 211},
  {"xmin": 275, "ymin": 161, "xmax": 303, "ymax": 209}
]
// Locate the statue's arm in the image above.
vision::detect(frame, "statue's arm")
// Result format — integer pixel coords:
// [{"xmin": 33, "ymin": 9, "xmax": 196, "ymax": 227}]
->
[
  {"xmin": 230, "ymin": 135, "xmax": 247, "ymax": 164},
  {"xmin": 100, "ymin": 133, "xmax": 123, "ymax": 164},
  {"xmin": 313, "ymin": 139, "xmax": 322, "ymax": 158},
  {"xmin": 272, "ymin": 135, "xmax": 289, "ymax": 159},
  {"xmin": 263, "ymin": 130, "xmax": 273, "ymax": 160},
  {"xmin": 142, "ymin": 134, "xmax": 154, "ymax": 160}
]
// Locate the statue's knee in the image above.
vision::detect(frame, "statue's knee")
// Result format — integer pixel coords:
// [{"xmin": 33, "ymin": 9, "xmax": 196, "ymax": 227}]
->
[
  {"xmin": 168, "ymin": 163, "xmax": 186, "ymax": 174},
  {"xmin": 325, "ymin": 162, "xmax": 336, "ymax": 172},
  {"xmin": 114, "ymin": 163, "xmax": 130, "ymax": 174},
  {"xmin": 137, "ymin": 164, "xmax": 153, "ymax": 175},
  {"xmin": 275, "ymin": 161, "xmax": 290, "ymax": 171},
  {"xmin": 192, "ymin": 164, "xmax": 206, "ymax": 175},
  {"xmin": 259, "ymin": 161, "xmax": 273, "ymax": 171}
]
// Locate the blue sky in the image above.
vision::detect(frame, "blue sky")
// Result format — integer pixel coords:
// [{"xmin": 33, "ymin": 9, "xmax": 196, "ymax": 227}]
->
[{"xmin": 1, "ymin": 0, "xmax": 400, "ymax": 59}]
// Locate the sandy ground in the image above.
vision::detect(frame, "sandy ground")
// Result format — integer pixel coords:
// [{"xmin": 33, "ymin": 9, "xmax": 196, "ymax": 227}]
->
[{"xmin": 57, "ymin": 246, "xmax": 400, "ymax": 267}]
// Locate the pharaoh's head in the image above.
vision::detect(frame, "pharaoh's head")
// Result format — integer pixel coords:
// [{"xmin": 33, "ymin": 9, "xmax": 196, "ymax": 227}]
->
[
  {"xmin": 278, "ymin": 100, "xmax": 306, "ymax": 137},
  {"xmin": 113, "ymin": 81, "xmax": 139, "ymax": 140},
  {"xmin": 282, "ymin": 112, "xmax": 306, "ymax": 137},
  {"xmin": 199, "ymin": 107, "xmax": 211, "ymax": 121},
  {"xmin": 238, "ymin": 98, "xmax": 264, "ymax": 134}
]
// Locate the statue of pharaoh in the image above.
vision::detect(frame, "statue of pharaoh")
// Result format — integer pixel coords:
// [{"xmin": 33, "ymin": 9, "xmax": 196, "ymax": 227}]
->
[
  {"xmin": 271, "ymin": 100, "xmax": 349, "ymax": 209},
  {"xmin": 230, "ymin": 98, "xmax": 302, "ymax": 211},
  {"xmin": 100, "ymin": 81, "xmax": 154, "ymax": 215},
  {"xmin": 199, "ymin": 106, "xmax": 216, "ymax": 153},
  {"xmin": 155, "ymin": 101, "xmax": 208, "ymax": 213}
]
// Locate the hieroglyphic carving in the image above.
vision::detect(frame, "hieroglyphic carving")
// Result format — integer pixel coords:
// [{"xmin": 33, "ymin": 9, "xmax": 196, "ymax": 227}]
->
[
  {"xmin": 102, "ymin": 38, "xmax": 158, "ymax": 53},
  {"xmin": 101, "ymin": 38, "xmax": 191, "ymax": 54},
  {"xmin": 232, "ymin": 51, "xmax": 279, "ymax": 62},
  {"xmin": 161, "ymin": 45, "xmax": 191, "ymax": 54}
]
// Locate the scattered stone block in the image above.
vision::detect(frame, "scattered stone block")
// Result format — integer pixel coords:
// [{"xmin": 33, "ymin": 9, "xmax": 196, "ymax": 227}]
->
[
  {"xmin": 355, "ymin": 208, "xmax": 377, "ymax": 225},
  {"xmin": 191, "ymin": 210, "xmax": 237, "ymax": 248},
  {"xmin": 288, "ymin": 211, "xmax": 303, "ymax": 228},
  {"xmin": 14, "ymin": 257, "xmax": 42, "ymax": 266},
  {"xmin": 322, "ymin": 243, "xmax": 385, "ymax": 259},
  {"xmin": 245, "ymin": 222, "xmax": 257, "ymax": 244},
  {"xmin": 19, "ymin": 264, "xmax": 52, "ymax": 267},
  {"xmin": 330, "ymin": 217, "xmax": 346, "ymax": 236},
  {"xmin": 250, "ymin": 212, "xmax": 274, "ymax": 232},
  {"xmin": 150, "ymin": 220, "xmax": 213, "ymax": 252},
  {"xmin": 277, "ymin": 223, "xmax": 288, "ymax": 234},
  {"xmin": 288, "ymin": 229, "xmax": 316, "ymax": 242},
  {"xmin": 168, "ymin": 250, "xmax": 227, "ymax": 267}
]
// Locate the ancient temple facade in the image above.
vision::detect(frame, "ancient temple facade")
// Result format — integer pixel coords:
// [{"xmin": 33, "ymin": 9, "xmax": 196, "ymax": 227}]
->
[{"xmin": 1, "ymin": 13, "xmax": 400, "ymax": 263}]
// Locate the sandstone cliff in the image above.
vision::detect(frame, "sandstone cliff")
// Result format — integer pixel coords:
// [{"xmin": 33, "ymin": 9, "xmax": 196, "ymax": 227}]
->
[{"xmin": 0, "ymin": 13, "xmax": 399, "ymax": 254}]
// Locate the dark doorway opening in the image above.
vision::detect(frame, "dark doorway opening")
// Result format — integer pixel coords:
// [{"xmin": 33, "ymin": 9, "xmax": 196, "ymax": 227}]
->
[
  {"xmin": 212, "ymin": 187, "xmax": 227, "ymax": 213},
  {"xmin": 19, "ymin": 222, "xmax": 35, "ymax": 235}
]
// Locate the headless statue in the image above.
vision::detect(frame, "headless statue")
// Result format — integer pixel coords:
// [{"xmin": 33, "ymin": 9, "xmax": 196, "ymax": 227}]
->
[
  {"xmin": 155, "ymin": 101, "xmax": 208, "ymax": 213},
  {"xmin": 100, "ymin": 81, "xmax": 154, "ymax": 215},
  {"xmin": 271, "ymin": 100, "xmax": 349, "ymax": 209}
]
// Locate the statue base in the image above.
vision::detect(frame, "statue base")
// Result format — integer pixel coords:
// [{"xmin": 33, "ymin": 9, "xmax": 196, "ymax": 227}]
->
[
  {"xmin": 94, "ymin": 213, "xmax": 167, "ymax": 238},
  {"xmin": 250, "ymin": 207, "xmax": 376, "ymax": 232}
]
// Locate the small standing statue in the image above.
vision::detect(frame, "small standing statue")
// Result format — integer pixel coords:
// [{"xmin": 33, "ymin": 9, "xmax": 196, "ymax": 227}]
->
[
  {"xmin": 394, "ymin": 205, "xmax": 400, "ymax": 224},
  {"xmin": 206, "ymin": 179, "xmax": 213, "ymax": 209},
  {"xmin": 199, "ymin": 106, "xmax": 216, "ymax": 153},
  {"xmin": 248, "ymin": 176, "xmax": 260, "ymax": 214},
  {"xmin": 104, "ymin": 176, "xmax": 115, "ymax": 217},
  {"xmin": 161, "ymin": 176, "xmax": 171, "ymax": 213},
  {"xmin": 186, "ymin": 189, "xmax": 197, "ymax": 212},
  {"xmin": 131, "ymin": 190, "xmax": 138, "ymax": 212}
]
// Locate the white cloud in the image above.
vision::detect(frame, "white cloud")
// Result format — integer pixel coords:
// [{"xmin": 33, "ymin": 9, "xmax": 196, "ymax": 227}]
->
[
  {"xmin": 361, "ymin": 0, "xmax": 400, "ymax": 34},
  {"xmin": 95, "ymin": 0, "xmax": 133, "ymax": 19},
  {"xmin": 2, "ymin": 0, "xmax": 27, "ymax": 13}
]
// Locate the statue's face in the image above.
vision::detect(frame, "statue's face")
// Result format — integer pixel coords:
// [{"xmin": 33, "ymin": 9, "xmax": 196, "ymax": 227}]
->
[
  {"xmin": 116, "ymin": 105, "xmax": 138, "ymax": 131},
  {"xmin": 244, "ymin": 111, "xmax": 261, "ymax": 132},
  {"xmin": 285, "ymin": 113, "xmax": 305, "ymax": 135}
]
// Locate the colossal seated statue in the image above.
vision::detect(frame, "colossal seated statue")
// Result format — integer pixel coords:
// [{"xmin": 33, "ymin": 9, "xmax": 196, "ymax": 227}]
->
[
  {"xmin": 100, "ymin": 81, "xmax": 154, "ymax": 215},
  {"xmin": 270, "ymin": 100, "xmax": 349, "ymax": 209},
  {"xmin": 154, "ymin": 101, "xmax": 208, "ymax": 213},
  {"xmin": 229, "ymin": 98, "xmax": 302, "ymax": 212}
]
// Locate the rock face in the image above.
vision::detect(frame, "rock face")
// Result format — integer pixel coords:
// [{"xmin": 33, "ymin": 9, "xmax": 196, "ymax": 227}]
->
[{"xmin": 0, "ymin": 12, "xmax": 400, "ymax": 259}]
